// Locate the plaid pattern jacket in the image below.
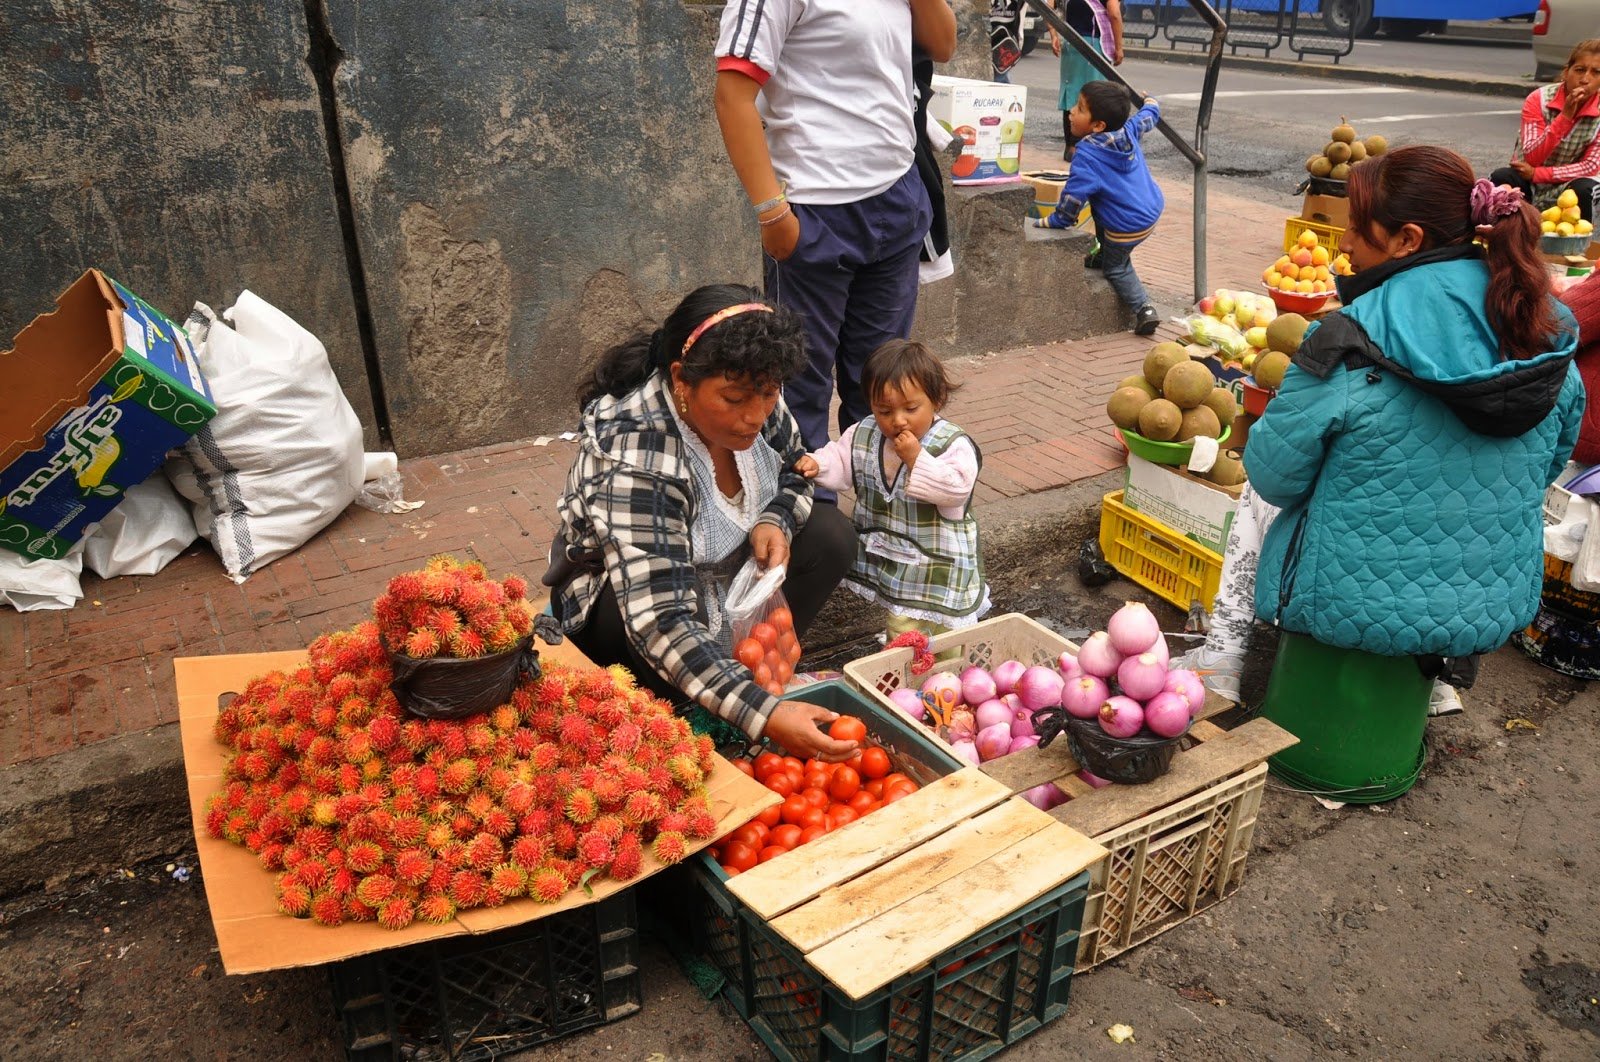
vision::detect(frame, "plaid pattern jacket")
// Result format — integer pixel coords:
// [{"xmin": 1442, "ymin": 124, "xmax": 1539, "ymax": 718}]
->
[{"xmin": 554, "ymin": 373, "xmax": 813, "ymax": 737}]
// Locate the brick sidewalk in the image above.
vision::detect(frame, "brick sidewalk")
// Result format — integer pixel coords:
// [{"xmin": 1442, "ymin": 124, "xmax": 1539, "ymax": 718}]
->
[{"xmin": 0, "ymin": 182, "xmax": 1286, "ymax": 768}]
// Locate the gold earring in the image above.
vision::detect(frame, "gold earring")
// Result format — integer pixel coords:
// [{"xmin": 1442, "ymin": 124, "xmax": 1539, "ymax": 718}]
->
[{"xmin": 675, "ymin": 388, "xmax": 688, "ymax": 414}]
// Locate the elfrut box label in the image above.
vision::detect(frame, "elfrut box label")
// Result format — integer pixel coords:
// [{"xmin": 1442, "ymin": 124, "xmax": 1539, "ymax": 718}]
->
[
  {"xmin": 930, "ymin": 75, "xmax": 1027, "ymax": 184},
  {"xmin": 0, "ymin": 270, "xmax": 216, "ymax": 561}
]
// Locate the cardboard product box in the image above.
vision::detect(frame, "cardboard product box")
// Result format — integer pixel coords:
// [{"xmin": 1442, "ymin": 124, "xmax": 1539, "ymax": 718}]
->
[
  {"xmin": 930, "ymin": 75, "xmax": 1027, "ymax": 185},
  {"xmin": 1301, "ymin": 192, "xmax": 1349, "ymax": 230},
  {"xmin": 1120, "ymin": 453, "xmax": 1240, "ymax": 554},
  {"xmin": 1194, "ymin": 351, "xmax": 1251, "ymax": 408},
  {"xmin": 0, "ymin": 270, "xmax": 216, "ymax": 561},
  {"xmin": 177, "ymin": 632, "xmax": 780, "ymax": 974}
]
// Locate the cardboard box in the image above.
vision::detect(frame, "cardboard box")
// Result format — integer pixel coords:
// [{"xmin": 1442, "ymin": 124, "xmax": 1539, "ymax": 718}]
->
[
  {"xmin": 0, "ymin": 270, "xmax": 216, "ymax": 560},
  {"xmin": 176, "ymin": 634, "xmax": 780, "ymax": 974},
  {"xmin": 930, "ymin": 75, "xmax": 1027, "ymax": 185},
  {"xmin": 1194, "ymin": 351, "xmax": 1251, "ymax": 408},
  {"xmin": 1301, "ymin": 192, "xmax": 1349, "ymax": 230},
  {"xmin": 1120, "ymin": 453, "xmax": 1240, "ymax": 553}
]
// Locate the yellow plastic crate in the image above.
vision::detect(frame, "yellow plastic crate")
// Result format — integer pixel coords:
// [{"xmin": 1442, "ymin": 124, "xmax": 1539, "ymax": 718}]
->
[
  {"xmin": 1282, "ymin": 216, "xmax": 1343, "ymax": 254},
  {"xmin": 1098, "ymin": 490, "xmax": 1222, "ymax": 613}
]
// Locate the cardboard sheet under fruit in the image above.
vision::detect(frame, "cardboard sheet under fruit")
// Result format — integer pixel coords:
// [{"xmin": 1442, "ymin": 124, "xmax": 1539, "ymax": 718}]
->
[{"xmin": 176, "ymin": 636, "xmax": 779, "ymax": 975}]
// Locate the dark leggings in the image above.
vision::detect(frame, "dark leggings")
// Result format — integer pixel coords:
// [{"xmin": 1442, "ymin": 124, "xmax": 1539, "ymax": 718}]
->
[
  {"xmin": 1488, "ymin": 166, "xmax": 1598, "ymax": 223},
  {"xmin": 562, "ymin": 503, "xmax": 857, "ymax": 708}
]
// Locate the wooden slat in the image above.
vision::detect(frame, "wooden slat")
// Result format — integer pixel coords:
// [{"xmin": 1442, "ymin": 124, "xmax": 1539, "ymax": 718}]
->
[
  {"xmin": 768, "ymin": 799, "xmax": 1073, "ymax": 954},
  {"xmin": 980, "ymin": 740, "xmax": 1082, "ymax": 793},
  {"xmin": 727, "ymin": 768, "xmax": 1011, "ymax": 920},
  {"xmin": 1189, "ymin": 719, "xmax": 1227, "ymax": 742},
  {"xmin": 1056, "ymin": 773, "xmax": 1097, "ymax": 798},
  {"xmin": 1051, "ymin": 717, "xmax": 1297, "ymax": 838},
  {"xmin": 805, "ymin": 823, "xmax": 1107, "ymax": 999}
]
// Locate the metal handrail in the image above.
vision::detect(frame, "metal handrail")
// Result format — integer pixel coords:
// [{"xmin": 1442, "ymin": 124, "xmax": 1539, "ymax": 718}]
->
[{"xmin": 1020, "ymin": 0, "xmax": 1226, "ymax": 300}]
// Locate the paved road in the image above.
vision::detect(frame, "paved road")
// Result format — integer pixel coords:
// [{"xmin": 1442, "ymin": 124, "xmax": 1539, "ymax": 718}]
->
[{"xmin": 1009, "ymin": 50, "xmax": 1527, "ymax": 194}]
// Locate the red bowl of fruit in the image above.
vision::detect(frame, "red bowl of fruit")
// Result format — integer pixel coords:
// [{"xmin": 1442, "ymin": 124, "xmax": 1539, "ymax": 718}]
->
[
  {"xmin": 1263, "ymin": 283, "xmax": 1331, "ymax": 315},
  {"xmin": 1242, "ymin": 379, "xmax": 1274, "ymax": 417}
]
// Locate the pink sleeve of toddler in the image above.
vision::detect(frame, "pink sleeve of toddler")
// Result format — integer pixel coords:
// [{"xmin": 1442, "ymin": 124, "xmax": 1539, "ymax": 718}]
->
[
  {"xmin": 905, "ymin": 436, "xmax": 979, "ymax": 518},
  {"xmin": 808, "ymin": 423, "xmax": 858, "ymax": 494}
]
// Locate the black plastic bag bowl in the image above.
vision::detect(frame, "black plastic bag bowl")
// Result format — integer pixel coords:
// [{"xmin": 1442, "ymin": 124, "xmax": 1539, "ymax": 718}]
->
[
  {"xmin": 386, "ymin": 634, "xmax": 540, "ymax": 720},
  {"xmin": 1062, "ymin": 715, "xmax": 1188, "ymax": 785}
]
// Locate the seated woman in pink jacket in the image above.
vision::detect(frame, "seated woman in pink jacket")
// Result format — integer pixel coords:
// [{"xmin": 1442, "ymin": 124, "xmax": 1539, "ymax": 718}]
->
[{"xmin": 1490, "ymin": 38, "xmax": 1600, "ymax": 221}]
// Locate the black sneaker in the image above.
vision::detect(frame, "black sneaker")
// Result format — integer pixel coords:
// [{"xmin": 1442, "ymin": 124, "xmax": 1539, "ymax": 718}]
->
[
  {"xmin": 1134, "ymin": 305, "xmax": 1160, "ymax": 336},
  {"xmin": 1084, "ymin": 247, "xmax": 1103, "ymax": 270}
]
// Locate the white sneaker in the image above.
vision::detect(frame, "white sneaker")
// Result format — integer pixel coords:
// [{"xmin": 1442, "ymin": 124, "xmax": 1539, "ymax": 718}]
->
[
  {"xmin": 1427, "ymin": 682, "xmax": 1464, "ymax": 717},
  {"xmin": 1173, "ymin": 645, "xmax": 1243, "ymax": 704}
]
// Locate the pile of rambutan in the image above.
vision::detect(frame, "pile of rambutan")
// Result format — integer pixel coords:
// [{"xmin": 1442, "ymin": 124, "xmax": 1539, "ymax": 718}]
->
[
  {"xmin": 204, "ymin": 557, "xmax": 719, "ymax": 931},
  {"xmin": 375, "ymin": 555, "xmax": 537, "ymax": 659}
]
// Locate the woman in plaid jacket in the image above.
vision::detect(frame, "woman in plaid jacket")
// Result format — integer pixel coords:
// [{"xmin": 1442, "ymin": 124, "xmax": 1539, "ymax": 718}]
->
[{"xmin": 547, "ymin": 285, "xmax": 860, "ymax": 761}]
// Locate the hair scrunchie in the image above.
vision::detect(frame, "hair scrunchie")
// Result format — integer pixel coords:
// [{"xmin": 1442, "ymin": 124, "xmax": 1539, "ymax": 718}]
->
[{"xmin": 1470, "ymin": 177, "xmax": 1525, "ymax": 231}]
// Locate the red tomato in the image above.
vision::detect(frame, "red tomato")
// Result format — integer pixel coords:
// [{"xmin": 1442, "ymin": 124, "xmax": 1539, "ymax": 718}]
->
[
  {"xmin": 754, "ymin": 663, "xmax": 773, "ymax": 688},
  {"xmin": 735, "ymin": 638, "xmax": 765, "ymax": 670},
  {"xmin": 730, "ymin": 822, "xmax": 768, "ymax": 849},
  {"xmin": 780, "ymin": 794, "xmax": 811, "ymax": 825},
  {"xmin": 830, "ymin": 716, "xmax": 867, "ymax": 743},
  {"xmin": 863, "ymin": 779, "xmax": 885, "ymax": 798},
  {"xmin": 765, "ymin": 772, "xmax": 796, "ymax": 798},
  {"xmin": 846, "ymin": 749, "xmax": 865, "ymax": 774},
  {"xmin": 766, "ymin": 681, "xmax": 788, "ymax": 697},
  {"xmin": 825, "ymin": 805, "xmax": 859, "ymax": 830},
  {"xmin": 858, "ymin": 748, "xmax": 891, "ymax": 780},
  {"xmin": 801, "ymin": 787, "xmax": 830, "ymax": 809},
  {"xmin": 751, "ymin": 622, "xmax": 780, "ymax": 650},
  {"xmin": 882, "ymin": 784, "xmax": 915, "ymax": 806},
  {"xmin": 783, "ymin": 765, "xmax": 806, "ymax": 791},
  {"xmin": 756, "ymin": 804, "xmax": 783, "ymax": 829},
  {"xmin": 769, "ymin": 606, "xmax": 794, "ymax": 632},
  {"xmin": 721, "ymin": 865, "xmax": 742, "ymax": 877},
  {"xmin": 847, "ymin": 791, "xmax": 877, "ymax": 815},
  {"xmin": 753, "ymin": 751, "xmax": 784, "ymax": 780},
  {"xmin": 796, "ymin": 806, "xmax": 826, "ymax": 831},
  {"xmin": 781, "ymin": 756, "xmax": 805, "ymax": 773},
  {"xmin": 758, "ymin": 845, "xmax": 788, "ymax": 864},
  {"xmin": 798, "ymin": 825, "xmax": 827, "ymax": 845},
  {"xmin": 722, "ymin": 842, "xmax": 758, "ymax": 872},
  {"xmin": 886, "ymin": 780, "xmax": 919, "ymax": 800},
  {"xmin": 803, "ymin": 758, "xmax": 836, "ymax": 777},
  {"xmin": 774, "ymin": 659, "xmax": 794, "ymax": 684},
  {"xmin": 787, "ymin": 642, "xmax": 803, "ymax": 666},
  {"xmin": 803, "ymin": 768, "xmax": 830, "ymax": 791},
  {"xmin": 769, "ymin": 824, "xmax": 803, "ymax": 850},
  {"xmin": 827, "ymin": 766, "xmax": 861, "ymax": 802},
  {"xmin": 777, "ymin": 629, "xmax": 799, "ymax": 654},
  {"xmin": 881, "ymin": 772, "xmax": 912, "ymax": 792},
  {"xmin": 733, "ymin": 758, "xmax": 756, "ymax": 778}
]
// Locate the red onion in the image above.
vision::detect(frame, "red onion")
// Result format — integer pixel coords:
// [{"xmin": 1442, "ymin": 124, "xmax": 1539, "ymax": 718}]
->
[
  {"xmin": 960, "ymin": 666, "xmax": 997, "ymax": 707},
  {"xmin": 1014, "ymin": 666, "xmax": 1065, "ymax": 712},
  {"xmin": 973, "ymin": 698, "xmax": 1011, "ymax": 732},
  {"xmin": 888, "ymin": 687, "xmax": 927, "ymax": 721},
  {"xmin": 1058, "ymin": 651, "xmax": 1082, "ymax": 682},
  {"xmin": 1146, "ymin": 633, "xmax": 1170, "ymax": 667},
  {"xmin": 1021, "ymin": 782, "xmax": 1065, "ymax": 810},
  {"xmin": 1163, "ymin": 668, "xmax": 1207, "ymax": 716},
  {"xmin": 950, "ymin": 738, "xmax": 980, "ymax": 766},
  {"xmin": 1008, "ymin": 734, "xmax": 1040, "ymax": 754},
  {"xmin": 1116, "ymin": 651, "xmax": 1169, "ymax": 702},
  {"xmin": 1076, "ymin": 631, "xmax": 1123, "ymax": 678},
  {"xmin": 945, "ymin": 707, "xmax": 976, "ymax": 743},
  {"xmin": 1060, "ymin": 675, "xmax": 1110, "ymax": 719},
  {"xmin": 1144, "ymin": 690, "xmax": 1192, "ymax": 738},
  {"xmin": 1009, "ymin": 697, "xmax": 1036, "ymax": 738},
  {"xmin": 1076, "ymin": 769, "xmax": 1112, "ymax": 790},
  {"xmin": 1099, "ymin": 695, "xmax": 1144, "ymax": 738},
  {"xmin": 991, "ymin": 659, "xmax": 1027, "ymax": 696},
  {"xmin": 975, "ymin": 722, "xmax": 1012, "ymax": 762},
  {"xmin": 921, "ymin": 670, "xmax": 962, "ymax": 703},
  {"xmin": 1107, "ymin": 601, "xmax": 1162, "ymax": 656}
]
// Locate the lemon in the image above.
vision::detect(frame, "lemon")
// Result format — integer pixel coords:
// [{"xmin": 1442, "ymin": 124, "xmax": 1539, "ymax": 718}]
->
[
  {"xmin": 1558, "ymin": 188, "xmax": 1580, "ymax": 209},
  {"xmin": 1558, "ymin": 221, "xmax": 1576, "ymax": 237},
  {"xmin": 1543, "ymin": 220, "xmax": 1559, "ymax": 234},
  {"xmin": 1578, "ymin": 219, "xmax": 1595, "ymax": 235},
  {"xmin": 1543, "ymin": 206, "xmax": 1564, "ymax": 223}
]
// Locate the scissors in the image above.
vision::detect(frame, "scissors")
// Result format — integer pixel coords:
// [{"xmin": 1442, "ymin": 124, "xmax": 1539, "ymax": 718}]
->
[{"xmin": 922, "ymin": 684, "xmax": 960, "ymax": 729}]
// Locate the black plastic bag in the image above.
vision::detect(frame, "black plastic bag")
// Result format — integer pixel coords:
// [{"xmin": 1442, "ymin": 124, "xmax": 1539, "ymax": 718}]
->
[
  {"xmin": 1060, "ymin": 714, "xmax": 1186, "ymax": 785},
  {"xmin": 388, "ymin": 634, "xmax": 541, "ymax": 720}
]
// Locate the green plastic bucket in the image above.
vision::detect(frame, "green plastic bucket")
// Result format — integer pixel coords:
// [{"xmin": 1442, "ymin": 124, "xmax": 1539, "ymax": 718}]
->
[{"xmin": 1258, "ymin": 631, "xmax": 1430, "ymax": 803}]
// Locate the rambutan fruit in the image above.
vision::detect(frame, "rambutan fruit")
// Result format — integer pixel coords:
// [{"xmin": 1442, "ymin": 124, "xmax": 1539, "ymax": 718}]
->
[
  {"xmin": 367, "ymin": 715, "xmax": 400, "ymax": 752},
  {"xmin": 623, "ymin": 791, "xmax": 666, "ymax": 827},
  {"xmin": 355, "ymin": 873, "xmax": 397, "ymax": 907},
  {"xmin": 489, "ymin": 863, "xmax": 527, "ymax": 898},
  {"xmin": 414, "ymin": 765, "xmax": 440, "ymax": 799},
  {"xmin": 377, "ymin": 897, "xmax": 415, "ymax": 931},
  {"xmin": 282, "ymin": 844, "xmax": 308, "ymax": 870},
  {"xmin": 344, "ymin": 897, "xmax": 377, "ymax": 923},
  {"xmin": 517, "ymin": 808, "xmax": 553, "ymax": 838},
  {"xmin": 326, "ymin": 673, "xmax": 358, "ymax": 704},
  {"xmin": 593, "ymin": 776, "xmax": 625, "ymax": 810},
  {"xmin": 390, "ymin": 790, "xmax": 424, "ymax": 819},
  {"xmin": 337, "ymin": 762, "xmax": 363, "ymax": 793},
  {"xmin": 607, "ymin": 722, "xmax": 643, "ymax": 757},
  {"xmin": 329, "ymin": 866, "xmax": 358, "ymax": 899},
  {"xmin": 502, "ymin": 574, "xmax": 528, "ymax": 601},
  {"xmin": 424, "ymin": 822, "xmax": 455, "ymax": 852},
  {"xmin": 565, "ymin": 789, "xmax": 599, "ymax": 825},
  {"xmin": 334, "ymin": 793, "xmax": 366, "ymax": 821},
  {"xmin": 530, "ymin": 742, "xmax": 561, "ymax": 772},
  {"xmin": 511, "ymin": 728, "xmax": 539, "ymax": 758},
  {"xmin": 400, "ymin": 721, "xmax": 432, "ymax": 755},
  {"xmin": 464, "ymin": 791, "xmax": 494, "ymax": 819},
  {"xmin": 346, "ymin": 841, "xmax": 385, "ymax": 874},
  {"xmin": 417, "ymin": 893, "xmax": 456, "ymax": 924},
  {"xmin": 467, "ymin": 833, "xmax": 503, "ymax": 871},
  {"xmin": 405, "ymin": 629, "xmax": 441, "ymax": 659},
  {"xmin": 464, "ymin": 723, "xmax": 495, "ymax": 755},
  {"xmin": 204, "ymin": 804, "xmax": 228, "ymax": 839},
  {"xmin": 447, "ymin": 870, "xmax": 487, "ymax": 909},
  {"xmin": 452, "ymin": 812, "xmax": 478, "ymax": 839},
  {"xmin": 577, "ymin": 830, "xmax": 614, "ymax": 868},
  {"xmin": 394, "ymin": 849, "xmax": 433, "ymax": 886},
  {"xmin": 482, "ymin": 808, "xmax": 515, "ymax": 839},
  {"xmin": 310, "ymin": 892, "xmax": 345, "ymax": 926},
  {"xmin": 313, "ymin": 703, "xmax": 339, "ymax": 732},
  {"xmin": 594, "ymin": 699, "xmax": 629, "ymax": 730},
  {"xmin": 646, "ymin": 766, "xmax": 674, "ymax": 794},
  {"xmin": 488, "ymin": 704, "xmax": 518, "ymax": 734},
  {"xmin": 530, "ymin": 773, "xmax": 561, "ymax": 807},
  {"xmin": 510, "ymin": 835, "xmax": 547, "ymax": 870},
  {"xmin": 441, "ymin": 758, "xmax": 478, "ymax": 794},
  {"xmin": 425, "ymin": 862, "xmax": 453, "ymax": 897},
  {"xmin": 590, "ymin": 815, "xmax": 626, "ymax": 842},
  {"xmin": 435, "ymin": 726, "xmax": 469, "ymax": 759},
  {"xmin": 306, "ymin": 736, "xmax": 340, "ymax": 768},
  {"xmin": 652, "ymin": 831, "xmax": 689, "ymax": 866},
  {"xmin": 258, "ymin": 842, "xmax": 287, "ymax": 872},
  {"xmin": 557, "ymin": 713, "xmax": 592, "ymax": 749},
  {"xmin": 486, "ymin": 623, "xmax": 520, "ymax": 654},
  {"xmin": 449, "ymin": 629, "xmax": 486, "ymax": 659},
  {"xmin": 550, "ymin": 821, "xmax": 579, "ymax": 856},
  {"xmin": 644, "ymin": 714, "xmax": 681, "ymax": 745},
  {"xmin": 610, "ymin": 835, "xmax": 643, "ymax": 881},
  {"xmin": 528, "ymin": 868, "xmax": 567, "ymax": 904},
  {"xmin": 666, "ymin": 754, "xmax": 702, "ymax": 788},
  {"xmin": 295, "ymin": 858, "xmax": 332, "ymax": 891},
  {"xmin": 277, "ymin": 880, "xmax": 313, "ymax": 918},
  {"xmin": 502, "ymin": 783, "xmax": 536, "ymax": 817},
  {"xmin": 685, "ymin": 808, "xmax": 718, "ymax": 840}
]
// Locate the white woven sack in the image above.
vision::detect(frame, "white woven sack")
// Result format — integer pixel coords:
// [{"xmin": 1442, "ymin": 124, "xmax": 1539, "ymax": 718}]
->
[
  {"xmin": 0, "ymin": 548, "xmax": 83, "ymax": 611},
  {"xmin": 83, "ymin": 475, "xmax": 198, "ymax": 579},
  {"xmin": 166, "ymin": 292, "xmax": 364, "ymax": 583}
]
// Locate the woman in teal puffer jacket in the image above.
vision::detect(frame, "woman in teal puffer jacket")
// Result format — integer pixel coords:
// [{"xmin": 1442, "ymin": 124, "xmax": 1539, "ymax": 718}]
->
[{"xmin": 1246, "ymin": 146, "xmax": 1585, "ymax": 662}]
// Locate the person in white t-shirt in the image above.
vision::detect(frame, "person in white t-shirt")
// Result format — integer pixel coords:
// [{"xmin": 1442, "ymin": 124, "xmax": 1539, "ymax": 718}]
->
[{"xmin": 713, "ymin": 0, "xmax": 957, "ymax": 485}]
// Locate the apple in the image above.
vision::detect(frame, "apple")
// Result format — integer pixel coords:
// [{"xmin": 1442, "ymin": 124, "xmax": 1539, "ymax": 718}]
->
[
  {"xmin": 1297, "ymin": 229, "xmax": 1320, "ymax": 250},
  {"xmin": 1310, "ymin": 245, "xmax": 1331, "ymax": 267},
  {"xmin": 1291, "ymin": 247, "xmax": 1314, "ymax": 269},
  {"xmin": 1242, "ymin": 351, "xmax": 1258, "ymax": 372},
  {"xmin": 1235, "ymin": 301, "xmax": 1257, "ymax": 329},
  {"xmin": 1197, "ymin": 296, "xmax": 1216, "ymax": 315},
  {"xmin": 1214, "ymin": 294, "xmax": 1236, "ymax": 316},
  {"xmin": 1245, "ymin": 326, "xmax": 1269, "ymax": 349}
]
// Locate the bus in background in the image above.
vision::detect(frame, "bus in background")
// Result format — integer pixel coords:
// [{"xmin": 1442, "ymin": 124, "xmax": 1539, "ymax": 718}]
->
[{"xmin": 1122, "ymin": 0, "xmax": 1538, "ymax": 40}]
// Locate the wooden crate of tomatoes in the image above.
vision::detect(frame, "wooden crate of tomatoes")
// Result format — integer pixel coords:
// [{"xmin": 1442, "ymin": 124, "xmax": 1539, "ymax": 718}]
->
[{"xmin": 690, "ymin": 681, "xmax": 1107, "ymax": 1062}]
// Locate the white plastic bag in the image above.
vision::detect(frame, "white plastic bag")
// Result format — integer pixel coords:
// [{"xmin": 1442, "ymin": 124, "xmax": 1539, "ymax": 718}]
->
[
  {"xmin": 166, "ymin": 293, "xmax": 365, "ymax": 582},
  {"xmin": 353, "ymin": 452, "xmax": 424, "ymax": 514},
  {"xmin": 0, "ymin": 548, "xmax": 83, "ymax": 611},
  {"xmin": 725, "ymin": 559, "xmax": 801, "ymax": 696},
  {"xmin": 83, "ymin": 475, "xmax": 198, "ymax": 578}
]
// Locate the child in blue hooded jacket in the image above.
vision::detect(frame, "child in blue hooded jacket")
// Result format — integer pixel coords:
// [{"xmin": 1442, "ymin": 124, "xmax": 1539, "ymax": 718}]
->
[{"xmin": 1034, "ymin": 81, "xmax": 1164, "ymax": 335}]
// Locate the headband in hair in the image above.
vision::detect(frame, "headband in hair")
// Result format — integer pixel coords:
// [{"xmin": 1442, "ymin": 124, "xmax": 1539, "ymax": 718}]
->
[
  {"xmin": 1470, "ymin": 178, "xmax": 1524, "ymax": 230},
  {"xmin": 681, "ymin": 303, "xmax": 773, "ymax": 356}
]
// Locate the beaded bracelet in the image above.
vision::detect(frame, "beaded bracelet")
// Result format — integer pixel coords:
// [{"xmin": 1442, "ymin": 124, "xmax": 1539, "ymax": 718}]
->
[
  {"xmin": 752, "ymin": 181, "xmax": 789, "ymax": 215},
  {"xmin": 757, "ymin": 204, "xmax": 793, "ymax": 227}
]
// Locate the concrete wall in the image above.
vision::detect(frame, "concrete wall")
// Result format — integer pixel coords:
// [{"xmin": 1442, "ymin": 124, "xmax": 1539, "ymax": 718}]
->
[
  {"xmin": 0, "ymin": 0, "xmax": 378, "ymax": 446},
  {"xmin": 3, "ymin": 0, "xmax": 1117, "ymax": 460}
]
